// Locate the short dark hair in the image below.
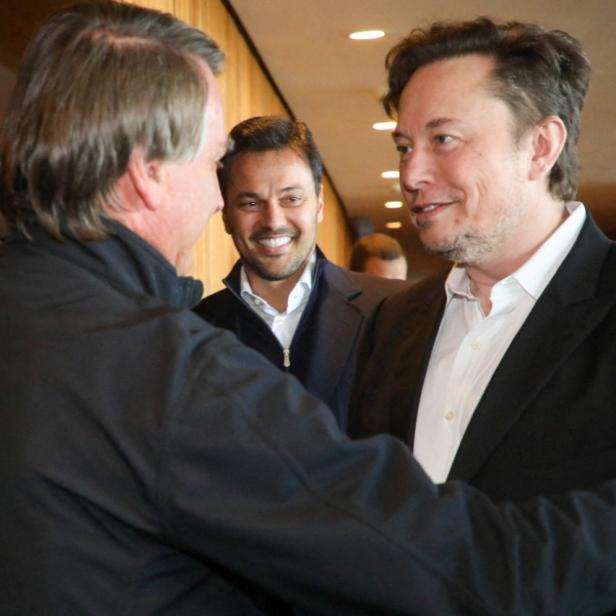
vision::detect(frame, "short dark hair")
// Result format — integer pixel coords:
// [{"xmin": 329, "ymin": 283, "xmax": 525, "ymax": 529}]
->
[
  {"xmin": 384, "ymin": 18, "xmax": 591, "ymax": 201},
  {"xmin": 218, "ymin": 116, "xmax": 323, "ymax": 197},
  {"xmin": 0, "ymin": 0, "xmax": 223, "ymax": 240},
  {"xmin": 349, "ymin": 233, "xmax": 406, "ymax": 272}
]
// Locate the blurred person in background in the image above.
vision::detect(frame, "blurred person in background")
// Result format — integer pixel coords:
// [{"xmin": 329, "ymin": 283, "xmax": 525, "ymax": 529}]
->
[{"xmin": 349, "ymin": 232, "xmax": 408, "ymax": 280}]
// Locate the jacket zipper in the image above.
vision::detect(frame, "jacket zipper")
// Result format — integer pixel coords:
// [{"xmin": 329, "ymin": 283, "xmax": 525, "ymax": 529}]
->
[{"xmin": 223, "ymin": 280, "xmax": 294, "ymax": 371}]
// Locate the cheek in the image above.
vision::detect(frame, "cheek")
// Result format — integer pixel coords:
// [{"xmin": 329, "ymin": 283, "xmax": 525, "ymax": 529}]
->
[
  {"xmin": 292, "ymin": 214, "xmax": 312, "ymax": 236},
  {"xmin": 296, "ymin": 206, "xmax": 320, "ymax": 229},
  {"xmin": 199, "ymin": 171, "xmax": 220, "ymax": 208},
  {"xmin": 446, "ymin": 155, "xmax": 488, "ymax": 206},
  {"xmin": 226, "ymin": 214, "xmax": 252, "ymax": 242}
]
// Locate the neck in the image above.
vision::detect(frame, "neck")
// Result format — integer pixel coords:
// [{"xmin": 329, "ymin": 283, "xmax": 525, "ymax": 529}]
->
[{"xmin": 466, "ymin": 198, "xmax": 568, "ymax": 314}]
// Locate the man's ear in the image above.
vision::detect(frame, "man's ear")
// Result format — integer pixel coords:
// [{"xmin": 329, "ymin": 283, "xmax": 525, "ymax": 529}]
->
[
  {"xmin": 222, "ymin": 205, "xmax": 232, "ymax": 235},
  {"xmin": 316, "ymin": 184, "xmax": 325, "ymax": 223},
  {"xmin": 528, "ymin": 115, "xmax": 567, "ymax": 182},
  {"xmin": 126, "ymin": 149, "xmax": 166, "ymax": 211},
  {"xmin": 221, "ymin": 195, "xmax": 233, "ymax": 236}
]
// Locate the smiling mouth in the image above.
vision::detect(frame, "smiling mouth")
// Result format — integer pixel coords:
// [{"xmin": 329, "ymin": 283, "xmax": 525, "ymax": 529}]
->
[
  {"xmin": 251, "ymin": 223, "xmax": 300, "ymax": 253},
  {"xmin": 411, "ymin": 201, "xmax": 456, "ymax": 215},
  {"xmin": 255, "ymin": 235, "xmax": 294, "ymax": 250},
  {"xmin": 412, "ymin": 204, "xmax": 439, "ymax": 214}
]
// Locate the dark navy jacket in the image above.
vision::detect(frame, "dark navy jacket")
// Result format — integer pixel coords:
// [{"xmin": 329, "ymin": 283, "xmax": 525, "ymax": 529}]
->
[
  {"xmin": 3, "ymin": 223, "xmax": 616, "ymax": 614},
  {"xmin": 194, "ymin": 248, "xmax": 407, "ymax": 429}
]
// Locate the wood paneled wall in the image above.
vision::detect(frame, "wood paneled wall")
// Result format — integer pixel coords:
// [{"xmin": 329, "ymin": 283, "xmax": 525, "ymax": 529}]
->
[{"xmin": 128, "ymin": 0, "xmax": 352, "ymax": 295}]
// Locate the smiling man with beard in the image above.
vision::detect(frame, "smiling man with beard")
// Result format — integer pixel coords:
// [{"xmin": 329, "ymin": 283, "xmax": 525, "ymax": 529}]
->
[
  {"xmin": 349, "ymin": 18, "xmax": 616, "ymax": 502},
  {"xmin": 195, "ymin": 116, "xmax": 405, "ymax": 428}
]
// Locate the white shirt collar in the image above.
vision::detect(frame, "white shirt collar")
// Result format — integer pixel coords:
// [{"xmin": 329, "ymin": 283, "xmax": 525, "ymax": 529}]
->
[{"xmin": 445, "ymin": 201, "xmax": 586, "ymax": 303}]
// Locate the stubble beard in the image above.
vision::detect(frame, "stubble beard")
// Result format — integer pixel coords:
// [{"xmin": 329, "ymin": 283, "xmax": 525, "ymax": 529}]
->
[
  {"xmin": 242, "ymin": 233, "xmax": 315, "ymax": 282},
  {"xmin": 419, "ymin": 187, "xmax": 527, "ymax": 266},
  {"xmin": 423, "ymin": 226, "xmax": 507, "ymax": 264},
  {"xmin": 245, "ymin": 250, "xmax": 310, "ymax": 282}
]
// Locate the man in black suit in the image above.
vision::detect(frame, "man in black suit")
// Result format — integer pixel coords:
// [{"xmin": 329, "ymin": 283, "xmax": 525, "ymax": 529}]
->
[
  {"xmin": 350, "ymin": 18, "xmax": 616, "ymax": 501},
  {"xmin": 194, "ymin": 116, "xmax": 405, "ymax": 428},
  {"xmin": 3, "ymin": 3, "xmax": 616, "ymax": 614}
]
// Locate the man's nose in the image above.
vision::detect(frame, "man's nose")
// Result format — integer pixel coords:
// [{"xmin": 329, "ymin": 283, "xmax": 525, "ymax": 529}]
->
[
  {"xmin": 261, "ymin": 201, "xmax": 286, "ymax": 229},
  {"xmin": 399, "ymin": 147, "xmax": 434, "ymax": 195}
]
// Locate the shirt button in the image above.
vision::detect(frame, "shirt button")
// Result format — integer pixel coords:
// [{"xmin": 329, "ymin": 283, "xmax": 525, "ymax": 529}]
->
[
  {"xmin": 471, "ymin": 340, "xmax": 480, "ymax": 350},
  {"xmin": 444, "ymin": 411, "xmax": 455, "ymax": 421}
]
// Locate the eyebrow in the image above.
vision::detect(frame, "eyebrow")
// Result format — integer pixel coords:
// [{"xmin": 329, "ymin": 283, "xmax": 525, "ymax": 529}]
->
[
  {"xmin": 426, "ymin": 117, "xmax": 457, "ymax": 130},
  {"xmin": 392, "ymin": 117, "xmax": 459, "ymax": 140},
  {"xmin": 233, "ymin": 186, "xmax": 304, "ymax": 200}
]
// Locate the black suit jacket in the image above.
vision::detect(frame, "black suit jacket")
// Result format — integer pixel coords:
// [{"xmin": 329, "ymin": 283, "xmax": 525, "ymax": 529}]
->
[
  {"xmin": 350, "ymin": 215, "xmax": 616, "ymax": 500},
  {"xmin": 195, "ymin": 248, "xmax": 407, "ymax": 428}
]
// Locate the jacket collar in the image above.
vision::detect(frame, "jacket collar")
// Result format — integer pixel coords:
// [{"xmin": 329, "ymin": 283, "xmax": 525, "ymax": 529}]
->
[{"xmin": 10, "ymin": 220, "xmax": 203, "ymax": 309}]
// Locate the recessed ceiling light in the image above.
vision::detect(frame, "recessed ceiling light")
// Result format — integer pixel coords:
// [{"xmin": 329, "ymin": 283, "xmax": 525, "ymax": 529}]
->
[
  {"xmin": 385, "ymin": 201, "xmax": 403, "ymax": 209},
  {"xmin": 385, "ymin": 221, "xmax": 402, "ymax": 229},
  {"xmin": 349, "ymin": 30, "xmax": 385, "ymax": 40},
  {"xmin": 372, "ymin": 121, "xmax": 396, "ymax": 131},
  {"xmin": 381, "ymin": 170, "xmax": 400, "ymax": 179}
]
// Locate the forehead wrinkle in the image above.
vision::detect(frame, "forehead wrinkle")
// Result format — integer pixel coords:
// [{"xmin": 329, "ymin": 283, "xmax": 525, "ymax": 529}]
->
[{"xmin": 425, "ymin": 117, "xmax": 458, "ymax": 130}]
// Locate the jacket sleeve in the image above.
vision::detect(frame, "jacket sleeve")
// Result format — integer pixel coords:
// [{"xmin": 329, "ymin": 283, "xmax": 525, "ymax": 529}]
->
[{"xmin": 159, "ymin": 325, "xmax": 616, "ymax": 616}]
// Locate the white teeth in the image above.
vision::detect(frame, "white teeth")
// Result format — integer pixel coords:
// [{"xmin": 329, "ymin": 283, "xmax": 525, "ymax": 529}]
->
[
  {"xmin": 422, "ymin": 204, "xmax": 438, "ymax": 212},
  {"xmin": 258, "ymin": 236, "xmax": 292, "ymax": 248}
]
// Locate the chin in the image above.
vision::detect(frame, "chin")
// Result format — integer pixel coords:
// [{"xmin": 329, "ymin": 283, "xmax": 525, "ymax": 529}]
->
[
  {"xmin": 424, "ymin": 245, "xmax": 458, "ymax": 263},
  {"xmin": 260, "ymin": 259, "xmax": 306, "ymax": 282},
  {"xmin": 422, "ymin": 232, "xmax": 465, "ymax": 262}
]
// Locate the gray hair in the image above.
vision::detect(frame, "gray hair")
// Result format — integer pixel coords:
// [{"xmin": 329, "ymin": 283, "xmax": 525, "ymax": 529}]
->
[{"xmin": 0, "ymin": 0, "xmax": 224, "ymax": 240}]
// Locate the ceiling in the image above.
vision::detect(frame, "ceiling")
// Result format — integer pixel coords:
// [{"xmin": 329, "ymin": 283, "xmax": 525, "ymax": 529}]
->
[{"xmin": 229, "ymin": 0, "xmax": 616, "ymax": 275}]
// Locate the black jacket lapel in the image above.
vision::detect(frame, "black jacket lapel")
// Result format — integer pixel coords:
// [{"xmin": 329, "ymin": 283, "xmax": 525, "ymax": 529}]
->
[
  {"xmin": 301, "ymin": 262, "xmax": 365, "ymax": 410},
  {"xmin": 449, "ymin": 216, "xmax": 616, "ymax": 481}
]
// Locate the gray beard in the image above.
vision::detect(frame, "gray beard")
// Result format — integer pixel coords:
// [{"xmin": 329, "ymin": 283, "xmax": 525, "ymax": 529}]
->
[
  {"xmin": 421, "ymin": 198, "xmax": 526, "ymax": 266},
  {"xmin": 424, "ymin": 232, "xmax": 500, "ymax": 264}
]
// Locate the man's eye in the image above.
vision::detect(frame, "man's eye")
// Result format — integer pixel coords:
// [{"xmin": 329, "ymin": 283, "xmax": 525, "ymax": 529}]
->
[
  {"xmin": 286, "ymin": 195, "xmax": 301, "ymax": 204},
  {"xmin": 434, "ymin": 134, "xmax": 454, "ymax": 145},
  {"xmin": 396, "ymin": 144, "xmax": 412, "ymax": 155},
  {"xmin": 239, "ymin": 201, "xmax": 258, "ymax": 209}
]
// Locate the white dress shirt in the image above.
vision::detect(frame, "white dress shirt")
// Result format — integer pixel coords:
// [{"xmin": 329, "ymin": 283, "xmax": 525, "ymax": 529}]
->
[
  {"xmin": 413, "ymin": 202, "xmax": 586, "ymax": 483},
  {"xmin": 240, "ymin": 253, "xmax": 315, "ymax": 356}
]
